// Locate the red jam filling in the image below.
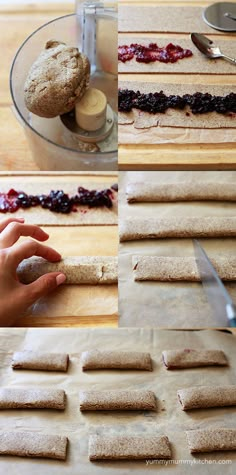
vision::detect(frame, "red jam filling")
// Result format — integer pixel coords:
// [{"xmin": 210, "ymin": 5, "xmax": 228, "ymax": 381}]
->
[{"xmin": 118, "ymin": 42, "xmax": 193, "ymax": 63}]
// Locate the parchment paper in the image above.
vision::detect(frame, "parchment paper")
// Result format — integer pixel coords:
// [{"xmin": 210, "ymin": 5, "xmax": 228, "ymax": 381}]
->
[
  {"xmin": 118, "ymin": 37, "xmax": 236, "ymax": 75},
  {"xmin": 119, "ymin": 171, "xmax": 236, "ymax": 328},
  {"xmin": 0, "ymin": 181, "xmax": 118, "ymax": 226},
  {"xmin": 118, "ymin": 5, "xmax": 230, "ymax": 34},
  {"xmin": 0, "ymin": 327, "xmax": 235, "ymax": 475}
]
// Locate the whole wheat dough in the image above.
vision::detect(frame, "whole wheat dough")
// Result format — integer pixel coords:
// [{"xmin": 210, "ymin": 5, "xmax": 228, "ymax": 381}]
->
[
  {"xmin": 80, "ymin": 390, "xmax": 157, "ymax": 411},
  {"xmin": 0, "ymin": 388, "xmax": 66, "ymax": 410},
  {"xmin": 17, "ymin": 256, "xmax": 118, "ymax": 285},
  {"xmin": 24, "ymin": 40, "xmax": 90, "ymax": 118},
  {"xmin": 89, "ymin": 434, "xmax": 172, "ymax": 460},
  {"xmin": 126, "ymin": 182, "xmax": 236, "ymax": 203},
  {"xmin": 81, "ymin": 350, "xmax": 152, "ymax": 370},
  {"xmin": 119, "ymin": 82, "xmax": 236, "ymax": 129},
  {"xmin": 120, "ymin": 217, "xmax": 236, "ymax": 241},
  {"xmin": 12, "ymin": 351, "xmax": 69, "ymax": 372},
  {"xmin": 119, "ymin": 5, "xmax": 222, "ymax": 34},
  {"xmin": 162, "ymin": 349, "xmax": 228, "ymax": 369},
  {"xmin": 178, "ymin": 385, "xmax": 236, "ymax": 410},
  {"xmin": 186, "ymin": 428, "xmax": 236, "ymax": 453},
  {"xmin": 132, "ymin": 256, "xmax": 236, "ymax": 282},
  {"xmin": 0, "ymin": 431, "xmax": 68, "ymax": 460}
]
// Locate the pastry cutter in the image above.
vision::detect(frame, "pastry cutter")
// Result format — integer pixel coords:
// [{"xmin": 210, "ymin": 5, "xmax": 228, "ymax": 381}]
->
[
  {"xmin": 193, "ymin": 239, "xmax": 236, "ymax": 328},
  {"xmin": 191, "ymin": 32, "xmax": 236, "ymax": 65}
]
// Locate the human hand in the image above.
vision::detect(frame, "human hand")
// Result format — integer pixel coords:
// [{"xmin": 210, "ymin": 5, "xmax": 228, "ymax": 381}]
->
[{"xmin": 0, "ymin": 218, "xmax": 66, "ymax": 326}]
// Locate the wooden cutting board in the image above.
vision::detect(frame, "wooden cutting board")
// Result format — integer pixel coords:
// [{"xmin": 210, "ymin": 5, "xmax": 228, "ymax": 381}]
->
[
  {"xmin": 0, "ymin": 173, "xmax": 118, "ymax": 327},
  {"xmin": 119, "ymin": 0, "xmax": 236, "ymax": 170}
]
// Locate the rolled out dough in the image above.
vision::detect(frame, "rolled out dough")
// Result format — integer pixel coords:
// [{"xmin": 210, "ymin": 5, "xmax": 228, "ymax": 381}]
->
[
  {"xmin": 81, "ymin": 350, "xmax": 152, "ymax": 370},
  {"xmin": 178, "ymin": 385, "xmax": 236, "ymax": 410},
  {"xmin": 186, "ymin": 429, "xmax": 236, "ymax": 453},
  {"xmin": 120, "ymin": 217, "xmax": 236, "ymax": 241},
  {"xmin": 17, "ymin": 256, "xmax": 118, "ymax": 285},
  {"xmin": 89, "ymin": 434, "xmax": 171, "ymax": 460},
  {"xmin": 132, "ymin": 256, "xmax": 236, "ymax": 282},
  {"xmin": 79, "ymin": 390, "xmax": 157, "ymax": 411},
  {"xmin": 126, "ymin": 182, "xmax": 236, "ymax": 203},
  {"xmin": 12, "ymin": 351, "xmax": 69, "ymax": 372},
  {"xmin": 0, "ymin": 431, "xmax": 68, "ymax": 460}
]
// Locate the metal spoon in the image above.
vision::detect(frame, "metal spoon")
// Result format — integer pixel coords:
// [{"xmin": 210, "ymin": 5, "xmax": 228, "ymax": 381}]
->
[{"xmin": 191, "ymin": 32, "xmax": 236, "ymax": 65}]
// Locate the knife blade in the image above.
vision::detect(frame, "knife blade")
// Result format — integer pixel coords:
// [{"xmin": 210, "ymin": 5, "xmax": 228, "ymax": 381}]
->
[
  {"xmin": 191, "ymin": 32, "xmax": 214, "ymax": 57},
  {"xmin": 193, "ymin": 239, "xmax": 236, "ymax": 327}
]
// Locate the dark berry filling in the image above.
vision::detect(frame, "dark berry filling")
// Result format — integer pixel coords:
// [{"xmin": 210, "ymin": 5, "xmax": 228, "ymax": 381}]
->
[
  {"xmin": 118, "ymin": 42, "xmax": 193, "ymax": 64},
  {"xmin": 0, "ymin": 186, "xmax": 117, "ymax": 214},
  {"xmin": 118, "ymin": 89, "xmax": 236, "ymax": 115}
]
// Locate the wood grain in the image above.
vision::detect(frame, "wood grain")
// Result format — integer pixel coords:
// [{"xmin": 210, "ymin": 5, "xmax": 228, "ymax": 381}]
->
[{"xmin": 119, "ymin": 1, "xmax": 236, "ymax": 170}]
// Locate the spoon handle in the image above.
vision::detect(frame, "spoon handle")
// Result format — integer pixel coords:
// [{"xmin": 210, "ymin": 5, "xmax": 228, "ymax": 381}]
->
[{"xmin": 222, "ymin": 54, "xmax": 236, "ymax": 65}]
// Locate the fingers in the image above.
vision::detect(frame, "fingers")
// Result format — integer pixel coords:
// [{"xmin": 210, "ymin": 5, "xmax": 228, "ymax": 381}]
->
[
  {"xmin": 0, "ymin": 217, "xmax": 25, "ymax": 234},
  {"xmin": 0, "ymin": 222, "xmax": 49, "ymax": 248},
  {"xmin": 24, "ymin": 272, "xmax": 66, "ymax": 305},
  {"xmin": 8, "ymin": 239, "xmax": 62, "ymax": 268}
]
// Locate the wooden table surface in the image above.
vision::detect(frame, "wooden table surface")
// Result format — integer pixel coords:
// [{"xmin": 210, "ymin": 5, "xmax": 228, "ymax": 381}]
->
[
  {"xmin": 119, "ymin": 0, "xmax": 236, "ymax": 170},
  {"xmin": 0, "ymin": 172, "xmax": 118, "ymax": 328}
]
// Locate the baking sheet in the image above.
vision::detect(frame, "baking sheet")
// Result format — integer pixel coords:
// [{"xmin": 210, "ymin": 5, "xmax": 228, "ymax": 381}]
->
[
  {"xmin": 0, "ymin": 181, "xmax": 118, "ymax": 226},
  {"xmin": 118, "ymin": 5, "xmax": 229, "ymax": 34},
  {"xmin": 118, "ymin": 37, "xmax": 236, "ymax": 75},
  {"xmin": 118, "ymin": 171, "xmax": 236, "ymax": 328},
  {"xmin": 0, "ymin": 327, "xmax": 235, "ymax": 475}
]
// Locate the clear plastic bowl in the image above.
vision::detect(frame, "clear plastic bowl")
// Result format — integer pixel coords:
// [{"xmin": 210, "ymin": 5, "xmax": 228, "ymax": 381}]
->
[{"xmin": 10, "ymin": 13, "xmax": 118, "ymax": 171}]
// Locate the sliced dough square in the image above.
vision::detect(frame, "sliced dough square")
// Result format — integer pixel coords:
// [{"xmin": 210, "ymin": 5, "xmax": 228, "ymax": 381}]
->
[
  {"xmin": 186, "ymin": 428, "xmax": 236, "ymax": 453},
  {"xmin": 0, "ymin": 388, "xmax": 66, "ymax": 410},
  {"xmin": 12, "ymin": 351, "xmax": 69, "ymax": 372},
  {"xmin": 126, "ymin": 182, "xmax": 236, "ymax": 203},
  {"xmin": 120, "ymin": 217, "xmax": 236, "ymax": 241},
  {"xmin": 79, "ymin": 390, "xmax": 157, "ymax": 411},
  {"xmin": 0, "ymin": 431, "xmax": 68, "ymax": 460},
  {"xmin": 178, "ymin": 385, "xmax": 236, "ymax": 410},
  {"xmin": 162, "ymin": 349, "xmax": 228, "ymax": 369},
  {"xmin": 81, "ymin": 350, "xmax": 152, "ymax": 371},
  {"xmin": 132, "ymin": 256, "xmax": 236, "ymax": 282},
  {"xmin": 89, "ymin": 434, "xmax": 171, "ymax": 460},
  {"xmin": 17, "ymin": 256, "xmax": 118, "ymax": 284}
]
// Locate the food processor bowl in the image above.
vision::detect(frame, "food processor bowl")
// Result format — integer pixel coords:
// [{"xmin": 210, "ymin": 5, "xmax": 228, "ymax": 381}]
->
[{"xmin": 10, "ymin": 13, "xmax": 118, "ymax": 171}]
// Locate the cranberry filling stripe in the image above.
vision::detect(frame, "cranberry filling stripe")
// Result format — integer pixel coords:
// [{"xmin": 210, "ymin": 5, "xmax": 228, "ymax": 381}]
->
[
  {"xmin": 0, "ymin": 185, "xmax": 118, "ymax": 214},
  {"xmin": 118, "ymin": 42, "xmax": 193, "ymax": 64},
  {"xmin": 118, "ymin": 89, "xmax": 236, "ymax": 115}
]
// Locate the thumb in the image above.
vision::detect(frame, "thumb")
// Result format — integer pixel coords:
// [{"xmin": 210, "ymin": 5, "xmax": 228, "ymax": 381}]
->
[{"xmin": 25, "ymin": 272, "xmax": 66, "ymax": 304}]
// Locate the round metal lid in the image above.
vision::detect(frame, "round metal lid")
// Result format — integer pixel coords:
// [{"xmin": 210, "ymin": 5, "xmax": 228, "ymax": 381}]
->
[{"xmin": 203, "ymin": 2, "xmax": 236, "ymax": 31}]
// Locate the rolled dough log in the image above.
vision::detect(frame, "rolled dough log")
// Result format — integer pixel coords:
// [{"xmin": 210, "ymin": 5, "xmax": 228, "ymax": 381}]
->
[
  {"xmin": 12, "ymin": 351, "xmax": 69, "ymax": 372},
  {"xmin": 132, "ymin": 256, "xmax": 236, "ymax": 282},
  {"xmin": 80, "ymin": 390, "xmax": 157, "ymax": 411},
  {"xmin": 186, "ymin": 428, "xmax": 236, "ymax": 453},
  {"xmin": 81, "ymin": 350, "xmax": 152, "ymax": 370},
  {"xmin": 120, "ymin": 217, "xmax": 236, "ymax": 241},
  {"xmin": 126, "ymin": 182, "xmax": 236, "ymax": 203},
  {"xmin": 0, "ymin": 388, "xmax": 66, "ymax": 410},
  {"xmin": 178, "ymin": 385, "xmax": 236, "ymax": 410},
  {"xmin": 0, "ymin": 431, "xmax": 68, "ymax": 460},
  {"xmin": 162, "ymin": 349, "xmax": 228, "ymax": 369},
  {"xmin": 17, "ymin": 256, "xmax": 118, "ymax": 284},
  {"xmin": 89, "ymin": 434, "xmax": 172, "ymax": 460}
]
